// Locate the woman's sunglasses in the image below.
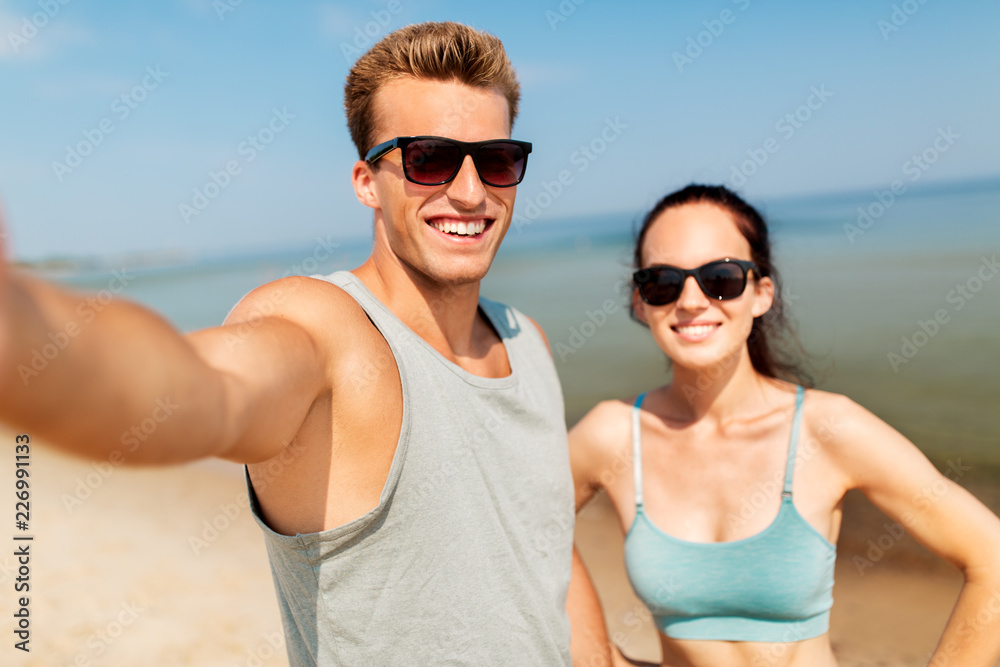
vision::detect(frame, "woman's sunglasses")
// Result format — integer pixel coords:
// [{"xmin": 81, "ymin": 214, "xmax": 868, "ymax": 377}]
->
[
  {"xmin": 633, "ymin": 259, "xmax": 760, "ymax": 306},
  {"xmin": 364, "ymin": 136, "xmax": 532, "ymax": 188}
]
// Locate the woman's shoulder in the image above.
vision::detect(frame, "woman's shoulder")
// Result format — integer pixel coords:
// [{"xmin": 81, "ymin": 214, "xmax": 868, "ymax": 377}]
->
[
  {"xmin": 568, "ymin": 396, "xmax": 641, "ymax": 463},
  {"xmin": 571, "ymin": 397, "xmax": 635, "ymax": 438},
  {"xmin": 801, "ymin": 386, "xmax": 871, "ymax": 423},
  {"xmin": 569, "ymin": 395, "xmax": 658, "ymax": 498},
  {"xmin": 799, "ymin": 386, "xmax": 890, "ymax": 459}
]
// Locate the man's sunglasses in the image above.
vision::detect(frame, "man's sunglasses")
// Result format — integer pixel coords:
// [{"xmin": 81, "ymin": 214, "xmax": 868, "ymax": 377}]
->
[
  {"xmin": 633, "ymin": 259, "xmax": 760, "ymax": 306},
  {"xmin": 364, "ymin": 136, "xmax": 532, "ymax": 188}
]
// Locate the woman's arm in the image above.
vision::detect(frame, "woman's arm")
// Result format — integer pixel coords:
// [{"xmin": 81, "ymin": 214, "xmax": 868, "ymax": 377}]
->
[
  {"xmin": 826, "ymin": 393, "xmax": 1000, "ymax": 665},
  {"xmin": 568, "ymin": 546, "xmax": 614, "ymax": 666},
  {"xmin": 567, "ymin": 402, "xmax": 636, "ymax": 666},
  {"xmin": 570, "ymin": 401, "xmax": 628, "ymax": 511}
]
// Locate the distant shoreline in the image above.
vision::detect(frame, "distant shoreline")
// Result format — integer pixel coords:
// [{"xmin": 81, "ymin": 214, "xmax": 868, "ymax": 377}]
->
[{"xmin": 13, "ymin": 174, "xmax": 999, "ymax": 268}]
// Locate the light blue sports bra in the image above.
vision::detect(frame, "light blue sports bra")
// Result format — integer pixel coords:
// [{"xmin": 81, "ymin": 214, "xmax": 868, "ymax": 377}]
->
[{"xmin": 623, "ymin": 386, "xmax": 836, "ymax": 642}]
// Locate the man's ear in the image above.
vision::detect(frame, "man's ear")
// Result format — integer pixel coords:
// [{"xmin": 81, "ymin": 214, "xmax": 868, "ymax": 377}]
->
[
  {"xmin": 352, "ymin": 160, "xmax": 380, "ymax": 210},
  {"xmin": 751, "ymin": 275, "xmax": 775, "ymax": 318}
]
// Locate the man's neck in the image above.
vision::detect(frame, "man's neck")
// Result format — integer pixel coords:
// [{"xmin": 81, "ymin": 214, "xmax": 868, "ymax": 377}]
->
[{"xmin": 351, "ymin": 255, "xmax": 492, "ymax": 365}]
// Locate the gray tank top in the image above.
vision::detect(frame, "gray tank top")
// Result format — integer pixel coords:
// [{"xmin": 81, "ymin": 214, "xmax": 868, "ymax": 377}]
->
[{"xmin": 245, "ymin": 271, "xmax": 574, "ymax": 666}]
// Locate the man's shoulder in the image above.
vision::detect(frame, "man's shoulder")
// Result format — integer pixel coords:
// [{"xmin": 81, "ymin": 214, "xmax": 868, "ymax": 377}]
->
[
  {"xmin": 225, "ymin": 273, "xmax": 374, "ymax": 350},
  {"xmin": 478, "ymin": 295, "xmax": 542, "ymax": 340}
]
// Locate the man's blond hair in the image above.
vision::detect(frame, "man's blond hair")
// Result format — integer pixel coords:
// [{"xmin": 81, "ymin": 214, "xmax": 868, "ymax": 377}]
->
[{"xmin": 344, "ymin": 21, "xmax": 521, "ymax": 159}]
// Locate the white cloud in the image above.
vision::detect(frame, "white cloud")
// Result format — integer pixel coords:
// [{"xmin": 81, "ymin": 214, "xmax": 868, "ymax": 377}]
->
[
  {"xmin": 180, "ymin": 0, "xmax": 215, "ymax": 16},
  {"xmin": 0, "ymin": 2, "xmax": 93, "ymax": 61},
  {"xmin": 33, "ymin": 73, "xmax": 133, "ymax": 99},
  {"xmin": 515, "ymin": 62, "xmax": 585, "ymax": 87},
  {"xmin": 317, "ymin": 3, "xmax": 361, "ymax": 38},
  {"xmin": 0, "ymin": 4, "xmax": 24, "ymax": 59}
]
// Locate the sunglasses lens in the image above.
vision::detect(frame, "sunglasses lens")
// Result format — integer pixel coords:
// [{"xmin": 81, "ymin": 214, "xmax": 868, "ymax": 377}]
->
[
  {"xmin": 637, "ymin": 268, "xmax": 683, "ymax": 305},
  {"xmin": 699, "ymin": 262, "xmax": 747, "ymax": 299},
  {"xmin": 405, "ymin": 139, "xmax": 461, "ymax": 184},
  {"xmin": 475, "ymin": 142, "xmax": 527, "ymax": 186}
]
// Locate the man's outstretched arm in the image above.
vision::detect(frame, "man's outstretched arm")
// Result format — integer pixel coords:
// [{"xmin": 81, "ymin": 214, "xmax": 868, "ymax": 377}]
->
[{"xmin": 0, "ymin": 220, "xmax": 328, "ymax": 465}]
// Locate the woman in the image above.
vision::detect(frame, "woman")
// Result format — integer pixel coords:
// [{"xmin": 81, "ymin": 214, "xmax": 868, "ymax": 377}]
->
[{"xmin": 570, "ymin": 184, "xmax": 1000, "ymax": 666}]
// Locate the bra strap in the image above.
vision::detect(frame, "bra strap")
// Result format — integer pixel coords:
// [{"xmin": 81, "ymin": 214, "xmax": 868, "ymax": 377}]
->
[
  {"xmin": 632, "ymin": 393, "xmax": 647, "ymax": 509},
  {"xmin": 783, "ymin": 385, "xmax": 805, "ymax": 497}
]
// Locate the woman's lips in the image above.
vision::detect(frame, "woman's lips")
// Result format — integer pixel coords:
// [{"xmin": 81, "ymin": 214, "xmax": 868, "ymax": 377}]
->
[{"xmin": 671, "ymin": 322, "xmax": 721, "ymax": 341}]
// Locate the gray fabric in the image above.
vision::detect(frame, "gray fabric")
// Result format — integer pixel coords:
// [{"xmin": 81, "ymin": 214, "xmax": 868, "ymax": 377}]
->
[{"xmin": 245, "ymin": 271, "xmax": 574, "ymax": 666}]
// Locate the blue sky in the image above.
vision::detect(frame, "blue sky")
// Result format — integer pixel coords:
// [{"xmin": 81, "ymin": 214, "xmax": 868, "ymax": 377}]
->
[{"xmin": 1, "ymin": 0, "xmax": 998, "ymax": 260}]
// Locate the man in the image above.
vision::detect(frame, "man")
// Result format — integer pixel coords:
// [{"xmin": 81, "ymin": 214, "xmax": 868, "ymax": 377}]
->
[{"xmin": 0, "ymin": 21, "xmax": 612, "ymax": 666}]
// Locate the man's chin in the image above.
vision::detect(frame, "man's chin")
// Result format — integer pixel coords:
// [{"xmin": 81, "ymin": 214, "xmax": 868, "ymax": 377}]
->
[
  {"xmin": 432, "ymin": 267, "xmax": 490, "ymax": 288},
  {"xmin": 398, "ymin": 261, "xmax": 485, "ymax": 294},
  {"xmin": 422, "ymin": 254, "xmax": 498, "ymax": 286}
]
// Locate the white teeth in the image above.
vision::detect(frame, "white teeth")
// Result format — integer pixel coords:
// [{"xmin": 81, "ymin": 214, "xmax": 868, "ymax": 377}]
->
[
  {"xmin": 429, "ymin": 220, "xmax": 486, "ymax": 236},
  {"xmin": 675, "ymin": 324, "xmax": 716, "ymax": 336}
]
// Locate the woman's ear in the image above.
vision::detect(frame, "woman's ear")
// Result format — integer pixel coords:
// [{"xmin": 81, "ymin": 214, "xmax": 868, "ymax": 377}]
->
[
  {"xmin": 751, "ymin": 275, "xmax": 775, "ymax": 318},
  {"xmin": 632, "ymin": 288, "xmax": 648, "ymax": 325}
]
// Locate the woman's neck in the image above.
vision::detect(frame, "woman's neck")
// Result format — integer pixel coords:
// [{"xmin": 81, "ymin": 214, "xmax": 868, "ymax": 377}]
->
[{"xmin": 663, "ymin": 348, "xmax": 772, "ymax": 422}]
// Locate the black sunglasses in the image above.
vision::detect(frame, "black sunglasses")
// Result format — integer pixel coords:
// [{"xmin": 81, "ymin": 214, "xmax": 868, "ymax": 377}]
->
[
  {"xmin": 633, "ymin": 259, "xmax": 760, "ymax": 306},
  {"xmin": 365, "ymin": 136, "xmax": 532, "ymax": 187}
]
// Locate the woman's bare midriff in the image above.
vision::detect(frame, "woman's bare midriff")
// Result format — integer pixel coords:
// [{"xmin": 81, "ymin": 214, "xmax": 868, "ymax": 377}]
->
[{"xmin": 658, "ymin": 631, "xmax": 838, "ymax": 667}]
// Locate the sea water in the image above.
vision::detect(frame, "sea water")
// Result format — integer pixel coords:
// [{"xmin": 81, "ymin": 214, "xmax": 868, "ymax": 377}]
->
[{"xmin": 50, "ymin": 179, "xmax": 1000, "ymax": 467}]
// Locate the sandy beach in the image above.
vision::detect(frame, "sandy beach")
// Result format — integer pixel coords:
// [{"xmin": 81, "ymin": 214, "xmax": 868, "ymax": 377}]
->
[
  {"xmin": 3, "ymin": 433, "xmax": 288, "ymax": 667},
  {"xmin": 3, "ymin": 427, "xmax": 982, "ymax": 666}
]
